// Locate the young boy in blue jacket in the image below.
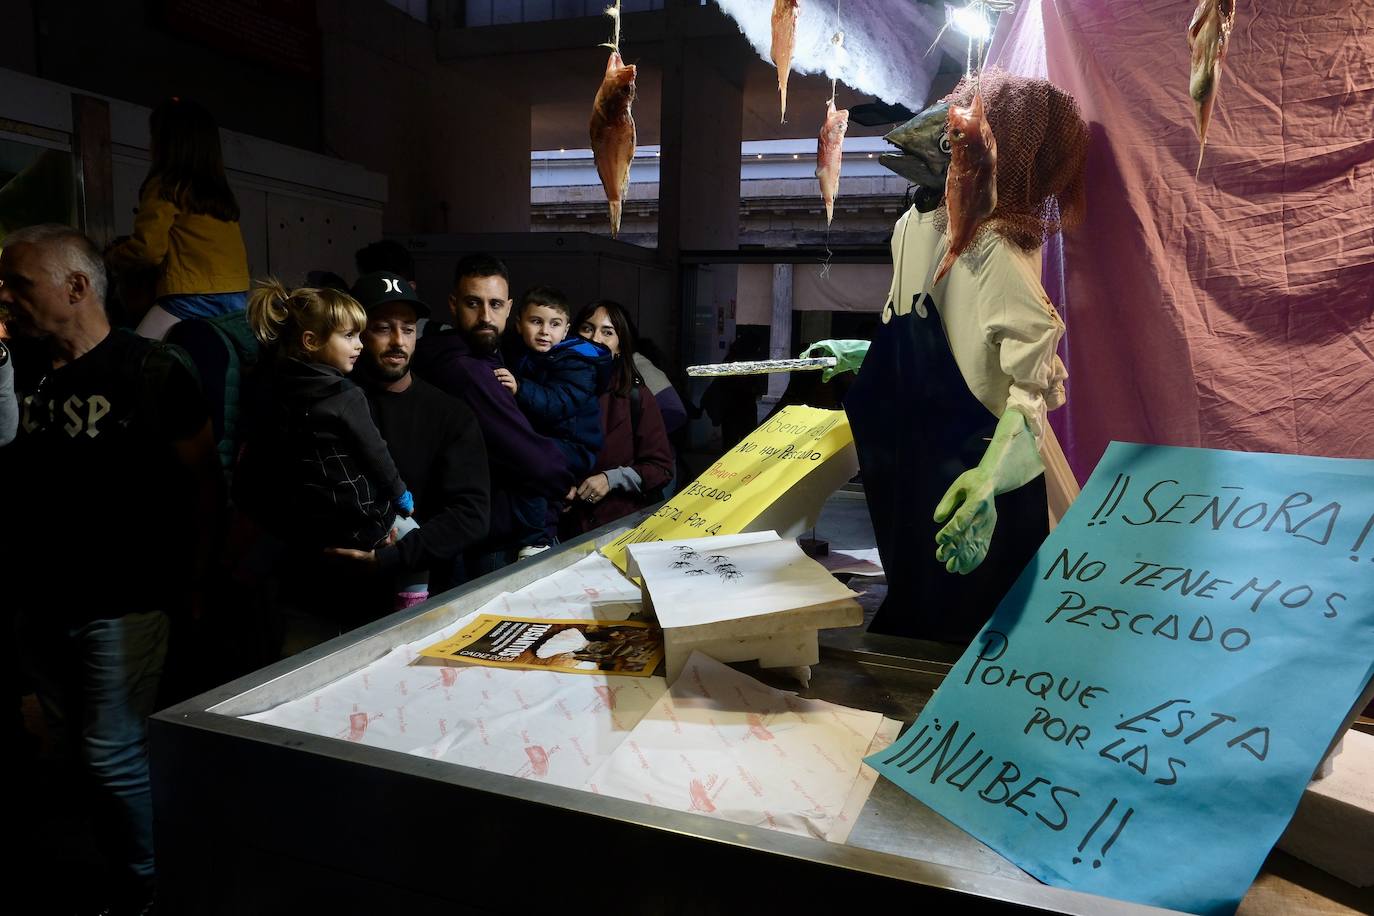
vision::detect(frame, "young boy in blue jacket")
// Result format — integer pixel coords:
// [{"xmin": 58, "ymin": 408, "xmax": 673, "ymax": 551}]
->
[{"xmin": 495, "ymin": 287, "xmax": 611, "ymax": 553}]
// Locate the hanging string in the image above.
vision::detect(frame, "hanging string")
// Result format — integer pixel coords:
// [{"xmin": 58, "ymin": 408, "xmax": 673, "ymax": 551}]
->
[
  {"xmin": 974, "ymin": 12, "xmax": 984, "ymax": 95},
  {"xmin": 600, "ymin": 1, "xmax": 623, "ymax": 54},
  {"xmin": 820, "ymin": 0, "xmax": 845, "ymax": 279},
  {"xmin": 829, "ymin": 28, "xmax": 840, "ymax": 108},
  {"xmin": 830, "ymin": 0, "xmax": 843, "ymax": 106},
  {"xmin": 926, "ymin": 2, "xmax": 1016, "ymax": 77},
  {"xmin": 977, "ymin": 1, "xmax": 1017, "ymax": 77}
]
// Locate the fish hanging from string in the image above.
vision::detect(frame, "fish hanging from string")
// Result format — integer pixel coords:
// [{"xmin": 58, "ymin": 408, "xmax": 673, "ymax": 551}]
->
[
  {"xmin": 1187, "ymin": 0, "xmax": 1237, "ymax": 175},
  {"xmin": 933, "ymin": 89, "xmax": 998, "ymax": 285},
  {"xmin": 771, "ymin": 0, "xmax": 800, "ymax": 122},
  {"xmin": 815, "ymin": 29, "xmax": 849, "ymax": 228},
  {"xmin": 815, "ymin": 96, "xmax": 849, "ymax": 227},
  {"xmin": 913, "ymin": 2, "xmax": 1012, "ymax": 299},
  {"xmin": 589, "ymin": 1, "xmax": 637, "ymax": 238}
]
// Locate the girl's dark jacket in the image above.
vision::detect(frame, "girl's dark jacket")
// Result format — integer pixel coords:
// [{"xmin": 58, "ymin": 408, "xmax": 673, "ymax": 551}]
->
[{"xmin": 236, "ymin": 357, "xmax": 406, "ymax": 551}]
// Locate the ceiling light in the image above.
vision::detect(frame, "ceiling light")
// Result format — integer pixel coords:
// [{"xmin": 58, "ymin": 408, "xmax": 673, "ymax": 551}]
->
[{"xmin": 950, "ymin": 4, "xmax": 992, "ymax": 41}]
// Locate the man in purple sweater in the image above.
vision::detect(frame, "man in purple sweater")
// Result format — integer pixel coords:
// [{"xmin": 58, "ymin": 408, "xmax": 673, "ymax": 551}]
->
[{"xmin": 413, "ymin": 254, "xmax": 572, "ymax": 574}]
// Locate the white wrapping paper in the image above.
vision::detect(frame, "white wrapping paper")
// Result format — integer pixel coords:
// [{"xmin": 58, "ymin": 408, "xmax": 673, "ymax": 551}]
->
[
  {"xmin": 242, "ymin": 555, "xmax": 893, "ymax": 839},
  {"xmin": 243, "ymin": 554, "xmax": 665, "ymax": 789},
  {"xmin": 584, "ymin": 652, "xmax": 889, "ymax": 842}
]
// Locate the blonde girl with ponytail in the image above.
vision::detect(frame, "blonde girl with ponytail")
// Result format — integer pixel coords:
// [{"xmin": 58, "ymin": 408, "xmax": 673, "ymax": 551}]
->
[{"xmin": 236, "ymin": 278, "xmax": 415, "ymax": 557}]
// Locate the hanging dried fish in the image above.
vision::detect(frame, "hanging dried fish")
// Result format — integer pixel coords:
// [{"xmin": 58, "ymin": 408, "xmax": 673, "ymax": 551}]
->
[
  {"xmin": 934, "ymin": 90, "xmax": 997, "ymax": 285},
  {"xmin": 815, "ymin": 99, "xmax": 849, "ymax": 226},
  {"xmin": 771, "ymin": 0, "xmax": 800, "ymax": 122},
  {"xmin": 589, "ymin": 50, "xmax": 637, "ymax": 238},
  {"xmin": 1187, "ymin": 0, "xmax": 1237, "ymax": 174}
]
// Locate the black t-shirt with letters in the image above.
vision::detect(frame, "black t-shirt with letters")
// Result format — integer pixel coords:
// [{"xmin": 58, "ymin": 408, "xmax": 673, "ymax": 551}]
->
[{"xmin": 2, "ymin": 328, "xmax": 208, "ymax": 620}]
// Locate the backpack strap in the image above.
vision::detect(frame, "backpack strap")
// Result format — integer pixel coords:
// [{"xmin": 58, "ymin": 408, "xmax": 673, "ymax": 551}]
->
[
  {"xmin": 120, "ymin": 333, "xmax": 200, "ymax": 438},
  {"xmin": 628, "ymin": 378, "xmax": 643, "ymax": 436},
  {"xmin": 625, "ymin": 375, "xmax": 667, "ymax": 503},
  {"xmin": 200, "ymin": 313, "xmax": 256, "ymax": 471}
]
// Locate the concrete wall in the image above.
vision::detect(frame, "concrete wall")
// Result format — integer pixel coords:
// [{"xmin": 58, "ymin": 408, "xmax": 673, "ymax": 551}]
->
[
  {"xmin": 317, "ymin": 0, "xmax": 531, "ymax": 235},
  {"xmin": 24, "ymin": 0, "xmax": 321, "ymax": 151},
  {"xmin": 6, "ymin": 1, "xmax": 532, "ymax": 239},
  {"xmin": 0, "ymin": 2, "xmax": 37, "ymax": 75},
  {"xmin": 0, "ymin": 67, "xmax": 387, "ymax": 287}
]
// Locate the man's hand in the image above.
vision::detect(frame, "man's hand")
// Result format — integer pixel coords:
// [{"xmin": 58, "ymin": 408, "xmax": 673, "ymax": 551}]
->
[
  {"xmin": 576, "ymin": 473, "xmax": 611, "ymax": 503},
  {"xmin": 324, "ymin": 547, "xmax": 379, "ymax": 567},
  {"xmin": 933, "ymin": 469, "xmax": 997, "ymax": 574},
  {"xmin": 493, "ymin": 368, "xmax": 518, "ymax": 394}
]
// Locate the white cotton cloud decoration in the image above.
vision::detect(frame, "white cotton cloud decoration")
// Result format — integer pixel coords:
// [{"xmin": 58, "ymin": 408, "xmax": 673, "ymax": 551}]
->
[{"xmin": 712, "ymin": 0, "xmax": 945, "ymax": 110}]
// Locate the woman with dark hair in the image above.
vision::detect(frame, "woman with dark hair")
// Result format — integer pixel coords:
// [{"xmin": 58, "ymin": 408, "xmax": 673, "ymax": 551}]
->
[
  {"xmin": 107, "ymin": 97, "xmax": 250, "ymax": 339},
  {"xmin": 560, "ymin": 300, "xmax": 673, "ymax": 535}
]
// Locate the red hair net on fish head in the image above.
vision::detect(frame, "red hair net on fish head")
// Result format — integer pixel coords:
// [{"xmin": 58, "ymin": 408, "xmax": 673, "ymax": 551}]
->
[{"xmin": 938, "ymin": 68, "xmax": 1089, "ymax": 252}]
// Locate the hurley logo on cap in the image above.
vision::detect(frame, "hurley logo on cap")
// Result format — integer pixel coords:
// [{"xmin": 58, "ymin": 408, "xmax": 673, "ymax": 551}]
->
[{"xmin": 351, "ymin": 270, "xmax": 431, "ymax": 319}]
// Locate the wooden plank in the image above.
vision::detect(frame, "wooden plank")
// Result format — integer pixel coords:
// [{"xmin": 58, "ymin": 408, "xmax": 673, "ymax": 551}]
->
[{"xmin": 71, "ymin": 93, "xmax": 115, "ymax": 246}]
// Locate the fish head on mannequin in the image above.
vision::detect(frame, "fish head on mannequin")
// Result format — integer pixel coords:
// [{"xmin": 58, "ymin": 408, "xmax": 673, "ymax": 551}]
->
[{"xmin": 881, "ymin": 100, "xmax": 951, "ymax": 192}]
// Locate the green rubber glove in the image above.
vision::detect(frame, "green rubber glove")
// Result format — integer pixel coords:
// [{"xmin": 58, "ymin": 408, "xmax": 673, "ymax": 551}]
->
[
  {"xmin": 932, "ymin": 410, "xmax": 1045, "ymax": 575},
  {"xmin": 800, "ymin": 339, "xmax": 870, "ymax": 382}
]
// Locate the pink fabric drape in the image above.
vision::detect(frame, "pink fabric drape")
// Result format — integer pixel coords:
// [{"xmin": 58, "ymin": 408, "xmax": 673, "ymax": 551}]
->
[{"xmin": 993, "ymin": 1, "xmax": 1374, "ymax": 479}]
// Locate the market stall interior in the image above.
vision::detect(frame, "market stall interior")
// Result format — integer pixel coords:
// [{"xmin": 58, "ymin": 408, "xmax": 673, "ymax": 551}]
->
[{"xmin": 3, "ymin": 1, "xmax": 1373, "ymax": 914}]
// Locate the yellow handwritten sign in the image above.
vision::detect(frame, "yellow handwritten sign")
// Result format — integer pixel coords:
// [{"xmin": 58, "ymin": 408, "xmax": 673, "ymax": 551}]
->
[{"xmin": 601, "ymin": 406, "xmax": 855, "ymax": 570}]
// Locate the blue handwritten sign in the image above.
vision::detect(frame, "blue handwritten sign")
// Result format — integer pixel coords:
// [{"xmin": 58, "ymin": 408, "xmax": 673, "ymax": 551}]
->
[{"xmin": 867, "ymin": 443, "xmax": 1374, "ymax": 914}]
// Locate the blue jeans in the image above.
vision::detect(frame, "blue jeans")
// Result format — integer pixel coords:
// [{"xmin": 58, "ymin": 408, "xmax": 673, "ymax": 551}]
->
[
  {"xmin": 19, "ymin": 610, "xmax": 170, "ymax": 884},
  {"xmin": 157, "ymin": 291, "xmax": 247, "ymax": 320}
]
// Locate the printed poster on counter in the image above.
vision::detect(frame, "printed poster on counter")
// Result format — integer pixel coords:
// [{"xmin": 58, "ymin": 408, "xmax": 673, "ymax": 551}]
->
[
  {"xmin": 867, "ymin": 442, "xmax": 1374, "ymax": 915},
  {"xmin": 417, "ymin": 615, "xmax": 663, "ymax": 678}
]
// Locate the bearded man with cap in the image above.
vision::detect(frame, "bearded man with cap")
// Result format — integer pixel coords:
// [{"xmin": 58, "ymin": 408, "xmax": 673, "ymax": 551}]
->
[{"xmin": 325, "ymin": 270, "xmax": 490, "ymax": 599}]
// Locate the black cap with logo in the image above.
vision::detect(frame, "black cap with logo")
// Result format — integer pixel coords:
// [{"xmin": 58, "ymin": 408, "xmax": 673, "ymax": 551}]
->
[{"xmin": 351, "ymin": 270, "xmax": 430, "ymax": 319}]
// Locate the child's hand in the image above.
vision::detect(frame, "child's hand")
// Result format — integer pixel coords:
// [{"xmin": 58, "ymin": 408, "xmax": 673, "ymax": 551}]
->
[{"xmin": 493, "ymin": 368, "xmax": 518, "ymax": 394}]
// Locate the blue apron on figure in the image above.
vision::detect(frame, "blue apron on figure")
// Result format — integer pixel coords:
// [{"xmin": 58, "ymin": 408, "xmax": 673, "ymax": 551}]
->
[{"xmin": 844, "ymin": 292, "xmax": 1048, "ymax": 644}]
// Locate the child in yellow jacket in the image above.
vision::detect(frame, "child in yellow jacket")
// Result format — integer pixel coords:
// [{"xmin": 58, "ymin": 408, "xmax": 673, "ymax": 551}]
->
[{"xmin": 107, "ymin": 98, "xmax": 250, "ymax": 339}]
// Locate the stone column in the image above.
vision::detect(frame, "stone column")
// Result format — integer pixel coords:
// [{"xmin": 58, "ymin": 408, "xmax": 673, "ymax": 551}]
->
[
  {"xmin": 768, "ymin": 263, "xmax": 794, "ymax": 400},
  {"xmin": 658, "ymin": 1, "xmax": 745, "ymax": 369}
]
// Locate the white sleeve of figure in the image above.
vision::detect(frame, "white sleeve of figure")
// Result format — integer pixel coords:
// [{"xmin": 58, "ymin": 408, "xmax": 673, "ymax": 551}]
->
[
  {"xmin": 0, "ymin": 350, "xmax": 17, "ymax": 447},
  {"xmin": 978, "ymin": 244, "xmax": 1067, "ymax": 444},
  {"xmin": 883, "ymin": 208, "xmax": 913, "ymax": 319}
]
